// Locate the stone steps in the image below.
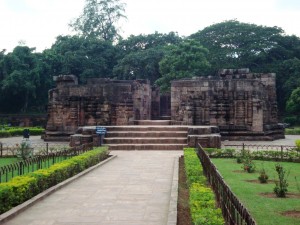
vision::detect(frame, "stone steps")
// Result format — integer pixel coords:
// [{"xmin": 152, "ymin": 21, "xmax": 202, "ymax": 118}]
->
[
  {"xmin": 105, "ymin": 137, "xmax": 187, "ymax": 144},
  {"xmin": 106, "ymin": 131, "xmax": 187, "ymax": 138},
  {"xmin": 105, "ymin": 120, "xmax": 188, "ymax": 151},
  {"xmin": 108, "ymin": 144, "xmax": 187, "ymax": 151},
  {"xmin": 106, "ymin": 126, "xmax": 188, "ymax": 132}
]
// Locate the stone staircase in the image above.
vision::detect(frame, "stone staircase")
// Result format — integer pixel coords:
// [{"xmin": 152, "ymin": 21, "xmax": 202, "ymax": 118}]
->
[{"xmin": 105, "ymin": 120, "xmax": 188, "ymax": 150}]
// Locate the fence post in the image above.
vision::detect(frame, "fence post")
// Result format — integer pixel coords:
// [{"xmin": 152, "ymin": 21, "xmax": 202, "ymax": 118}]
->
[
  {"xmin": 19, "ymin": 161, "xmax": 23, "ymax": 176},
  {"xmin": 46, "ymin": 143, "xmax": 49, "ymax": 155},
  {"xmin": 281, "ymin": 146, "xmax": 283, "ymax": 161},
  {"xmin": 0, "ymin": 143, "xmax": 2, "ymax": 157}
]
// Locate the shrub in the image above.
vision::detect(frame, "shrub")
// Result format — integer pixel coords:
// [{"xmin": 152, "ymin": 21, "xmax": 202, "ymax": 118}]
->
[
  {"xmin": 258, "ymin": 168, "xmax": 269, "ymax": 183},
  {"xmin": 0, "ymin": 147, "xmax": 108, "ymax": 214},
  {"xmin": 242, "ymin": 151, "xmax": 255, "ymax": 173},
  {"xmin": 0, "ymin": 127, "xmax": 44, "ymax": 137},
  {"xmin": 184, "ymin": 148, "xmax": 224, "ymax": 225},
  {"xmin": 273, "ymin": 164, "xmax": 289, "ymax": 198},
  {"xmin": 296, "ymin": 140, "xmax": 300, "ymax": 151}
]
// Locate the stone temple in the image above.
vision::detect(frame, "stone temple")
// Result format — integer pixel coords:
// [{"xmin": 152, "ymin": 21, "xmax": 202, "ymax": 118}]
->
[{"xmin": 44, "ymin": 69, "xmax": 284, "ymax": 144}]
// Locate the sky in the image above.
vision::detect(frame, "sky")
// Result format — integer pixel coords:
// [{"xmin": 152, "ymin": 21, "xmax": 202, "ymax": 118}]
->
[{"xmin": 0, "ymin": 0, "xmax": 300, "ymax": 53}]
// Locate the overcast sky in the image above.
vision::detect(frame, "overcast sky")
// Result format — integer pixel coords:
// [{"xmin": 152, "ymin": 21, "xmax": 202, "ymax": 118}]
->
[{"xmin": 1, "ymin": 0, "xmax": 300, "ymax": 53}]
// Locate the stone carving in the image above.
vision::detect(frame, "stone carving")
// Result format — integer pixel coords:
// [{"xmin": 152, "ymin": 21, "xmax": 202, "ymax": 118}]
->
[
  {"xmin": 171, "ymin": 69, "xmax": 284, "ymax": 140},
  {"xmin": 45, "ymin": 75, "xmax": 151, "ymax": 141}
]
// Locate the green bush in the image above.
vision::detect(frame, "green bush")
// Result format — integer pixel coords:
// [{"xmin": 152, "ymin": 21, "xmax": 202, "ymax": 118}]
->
[
  {"xmin": 296, "ymin": 140, "xmax": 300, "ymax": 150},
  {"xmin": 0, "ymin": 147, "xmax": 108, "ymax": 214},
  {"xmin": 184, "ymin": 148, "xmax": 224, "ymax": 225},
  {"xmin": 285, "ymin": 127, "xmax": 300, "ymax": 135},
  {"xmin": 0, "ymin": 127, "xmax": 44, "ymax": 137}
]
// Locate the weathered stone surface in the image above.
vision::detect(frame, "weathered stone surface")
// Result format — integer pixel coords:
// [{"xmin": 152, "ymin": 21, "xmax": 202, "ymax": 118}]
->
[
  {"xmin": 45, "ymin": 76, "xmax": 151, "ymax": 140},
  {"xmin": 171, "ymin": 69, "xmax": 284, "ymax": 140}
]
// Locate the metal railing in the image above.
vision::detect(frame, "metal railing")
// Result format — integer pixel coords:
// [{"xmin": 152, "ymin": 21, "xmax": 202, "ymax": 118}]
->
[
  {"xmin": 223, "ymin": 144, "xmax": 299, "ymax": 162},
  {"xmin": 0, "ymin": 142, "xmax": 93, "ymax": 183},
  {"xmin": 197, "ymin": 143, "xmax": 257, "ymax": 225},
  {"xmin": 0, "ymin": 142, "xmax": 69, "ymax": 157}
]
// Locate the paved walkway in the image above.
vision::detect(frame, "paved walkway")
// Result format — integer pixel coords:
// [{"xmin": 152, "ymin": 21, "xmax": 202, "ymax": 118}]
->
[{"xmin": 2, "ymin": 151, "xmax": 182, "ymax": 225}]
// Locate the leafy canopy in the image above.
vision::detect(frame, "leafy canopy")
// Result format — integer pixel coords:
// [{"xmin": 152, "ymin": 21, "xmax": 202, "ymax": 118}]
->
[
  {"xmin": 69, "ymin": 0, "xmax": 126, "ymax": 42},
  {"xmin": 156, "ymin": 39, "xmax": 210, "ymax": 92}
]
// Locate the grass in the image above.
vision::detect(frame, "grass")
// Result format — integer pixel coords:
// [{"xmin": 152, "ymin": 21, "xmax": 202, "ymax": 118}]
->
[
  {"xmin": 211, "ymin": 158, "xmax": 300, "ymax": 225},
  {"xmin": 0, "ymin": 157, "xmax": 20, "ymax": 167},
  {"xmin": 285, "ymin": 126, "xmax": 300, "ymax": 135},
  {"xmin": 0, "ymin": 155, "xmax": 74, "ymax": 183}
]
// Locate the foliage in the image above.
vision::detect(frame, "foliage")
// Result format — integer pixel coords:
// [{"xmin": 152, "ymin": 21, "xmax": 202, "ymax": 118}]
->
[
  {"xmin": 16, "ymin": 139, "xmax": 33, "ymax": 160},
  {"xmin": 258, "ymin": 168, "xmax": 269, "ymax": 183},
  {"xmin": 189, "ymin": 20, "xmax": 284, "ymax": 72},
  {"xmin": 274, "ymin": 163, "xmax": 289, "ymax": 198},
  {"xmin": 113, "ymin": 32, "xmax": 182, "ymax": 84},
  {"xmin": 0, "ymin": 147, "xmax": 108, "ymax": 214},
  {"xmin": 242, "ymin": 151, "xmax": 256, "ymax": 173},
  {"xmin": 184, "ymin": 148, "xmax": 224, "ymax": 225},
  {"xmin": 283, "ymin": 116, "xmax": 300, "ymax": 126},
  {"xmin": 70, "ymin": 0, "xmax": 126, "ymax": 42},
  {"xmin": 286, "ymin": 87, "xmax": 300, "ymax": 117},
  {"xmin": 212, "ymin": 158, "xmax": 300, "ymax": 225},
  {"xmin": 285, "ymin": 126, "xmax": 300, "ymax": 135},
  {"xmin": 296, "ymin": 140, "xmax": 300, "ymax": 150},
  {"xmin": 0, "ymin": 19, "xmax": 300, "ymax": 118},
  {"xmin": 49, "ymin": 35, "xmax": 117, "ymax": 83},
  {"xmin": 155, "ymin": 39, "xmax": 210, "ymax": 92},
  {"xmin": 204, "ymin": 147, "xmax": 300, "ymax": 162},
  {"xmin": 0, "ymin": 127, "xmax": 44, "ymax": 137},
  {"xmin": 0, "ymin": 46, "xmax": 45, "ymax": 112}
]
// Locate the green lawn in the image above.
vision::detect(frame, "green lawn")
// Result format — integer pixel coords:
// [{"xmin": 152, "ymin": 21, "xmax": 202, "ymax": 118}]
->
[
  {"xmin": 211, "ymin": 158, "xmax": 300, "ymax": 225},
  {"xmin": 0, "ymin": 157, "xmax": 20, "ymax": 167},
  {"xmin": 0, "ymin": 155, "xmax": 73, "ymax": 183},
  {"xmin": 285, "ymin": 127, "xmax": 300, "ymax": 135}
]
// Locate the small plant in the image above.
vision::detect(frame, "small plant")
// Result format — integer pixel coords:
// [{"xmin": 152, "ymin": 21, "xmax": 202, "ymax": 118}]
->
[
  {"xmin": 242, "ymin": 151, "xmax": 255, "ymax": 173},
  {"xmin": 258, "ymin": 168, "xmax": 269, "ymax": 183},
  {"xmin": 16, "ymin": 140, "xmax": 33, "ymax": 160},
  {"xmin": 273, "ymin": 163, "xmax": 289, "ymax": 198}
]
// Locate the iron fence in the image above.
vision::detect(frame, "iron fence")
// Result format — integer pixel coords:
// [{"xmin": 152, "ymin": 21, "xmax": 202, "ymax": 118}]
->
[
  {"xmin": 0, "ymin": 142, "xmax": 69, "ymax": 157},
  {"xmin": 223, "ymin": 144, "xmax": 299, "ymax": 162},
  {"xmin": 197, "ymin": 143, "xmax": 257, "ymax": 225},
  {"xmin": 0, "ymin": 142, "xmax": 93, "ymax": 183}
]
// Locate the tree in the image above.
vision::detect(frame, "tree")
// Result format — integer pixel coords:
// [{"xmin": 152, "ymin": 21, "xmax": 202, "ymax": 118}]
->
[
  {"xmin": 49, "ymin": 35, "xmax": 117, "ymax": 83},
  {"xmin": 155, "ymin": 40, "xmax": 210, "ymax": 92},
  {"xmin": 190, "ymin": 20, "xmax": 284, "ymax": 73},
  {"xmin": 70, "ymin": 0, "xmax": 126, "ymax": 42},
  {"xmin": 286, "ymin": 87, "xmax": 300, "ymax": 117},
  {"xmin": 0, "ymin": 46, "xmax": 41, "ymax": 112},
  {"xmin": 113, "ymin": 32, "xmax": 182, "ymax": 83}
]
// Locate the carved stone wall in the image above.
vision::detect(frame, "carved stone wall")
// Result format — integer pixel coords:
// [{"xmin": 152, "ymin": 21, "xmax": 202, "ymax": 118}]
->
[
  {"xmin": 171, "ymin": 69, "xmax": 284, "ymax": 140},
  {"xmin": 45, "ymin": 75, "xmax": 151, "ymax": 140}
]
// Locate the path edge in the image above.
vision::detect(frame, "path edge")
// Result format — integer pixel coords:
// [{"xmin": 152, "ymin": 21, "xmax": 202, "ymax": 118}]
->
[
  {"xmin": 167, "ymin": 156, "xmax": 179, "ymax": 225},
  {"xmin": 0, "ymin": 154, "xmax": 117, "ymax": 223}
]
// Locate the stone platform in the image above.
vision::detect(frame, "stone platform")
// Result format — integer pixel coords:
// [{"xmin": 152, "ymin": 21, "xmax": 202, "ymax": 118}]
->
[{"xmin": 70, "ymin": 120, "xmax": 221, "ymax": 149}]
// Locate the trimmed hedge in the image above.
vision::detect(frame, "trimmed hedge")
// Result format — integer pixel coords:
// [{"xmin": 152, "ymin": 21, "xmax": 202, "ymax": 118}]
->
[
  {"xmin": 0, "ymin": 147, "xmax": 108, "ymax": 214},
  {"xmin": 184, "ymin": 148, "xmax": 224, "ymax": 225},
  {"xmin": 204, "ymin": 148, "xmax": 300, "ymax": 162},
  {"xmin": 0, "ymin": 127, "xmax": 44, "ymax": 137}
]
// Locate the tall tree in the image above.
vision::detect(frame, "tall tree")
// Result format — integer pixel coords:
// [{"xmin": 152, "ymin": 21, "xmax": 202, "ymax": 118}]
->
[
  {"xmin": 155, "ymin": 40, "xmax": 210, "ymax": 92},
  {"xmin": 70, "ymin": 0, "xmax": 126, "ymax": 42},
  {"xmin": 190, "ymin": 20, "xmax": 284, "ymax": 73},
  {"xmin": 0, "ymin": 46, "xmax": 41, "ymax": 112},
  {"xmin": 113, "ymin": 32, "xmax": 182, "ymax": 83},
  {"xmin": 49, "ymin": 35, "xmax": 117, "ymax": 83}
]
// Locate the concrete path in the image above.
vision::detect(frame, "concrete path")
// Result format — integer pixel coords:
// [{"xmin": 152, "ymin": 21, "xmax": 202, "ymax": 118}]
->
[{"xmin": 2, "ymin": 151, "xmax": 182, "ymax": 225}]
